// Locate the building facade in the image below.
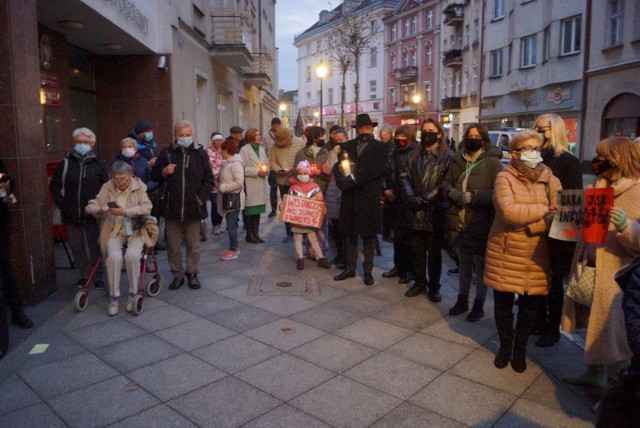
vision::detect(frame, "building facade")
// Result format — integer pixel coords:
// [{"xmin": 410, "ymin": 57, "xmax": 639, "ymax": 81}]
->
[
  {"xmin": 581, "ymin": 0, "xmax": 640, "ymax": 161},
  {"xmin": 278, "ymin": 90, "xmax": 298, "ymax": 131},
  {"xmin": 294, "ymin": 0, "xmax": 399, "ymax": 132},
  {"xmin": 2, "ymin": 0, "xmax": 278, "ymax": 304},
  {"xmin": 440, "ymin": 0, "xmax": 483, "ymax": 141},
  {"xmin": 383, "ymin": 0, "xmax": 441, "ymax": 130},
  {"xmin": 480, "ymin": 0, "xmax": 585, "ymax": 152}
]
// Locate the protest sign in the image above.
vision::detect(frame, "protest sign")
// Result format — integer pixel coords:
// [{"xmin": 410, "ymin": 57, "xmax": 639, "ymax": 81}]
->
[
  {"xmin": 549, "ymin": 189, "xmax": 584, "ymax": 241},
  {"xmin": 581, "ymin": 187, "xmax": 614, "ymax": 244},
  {"xmin": 279, "ymin": 194, "xmax": 325, "ymax": 228}
]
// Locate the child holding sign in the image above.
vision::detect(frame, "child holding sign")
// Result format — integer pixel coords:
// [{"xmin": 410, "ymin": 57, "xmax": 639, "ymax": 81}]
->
[{"xmin": 287, "ymin": 161, "xmax": 330, "ymax": 270}]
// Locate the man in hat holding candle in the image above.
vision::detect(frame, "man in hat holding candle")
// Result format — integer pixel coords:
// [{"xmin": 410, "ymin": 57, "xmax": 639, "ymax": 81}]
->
[{"xmin": 333, "ymin": 113, "xmax": 387, "ymax": 286}]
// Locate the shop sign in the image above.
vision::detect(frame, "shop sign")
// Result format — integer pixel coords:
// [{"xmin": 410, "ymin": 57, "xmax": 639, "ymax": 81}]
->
[{"xmin": 546, "ymin": 87, "xmax": 571, "ymax": 105}]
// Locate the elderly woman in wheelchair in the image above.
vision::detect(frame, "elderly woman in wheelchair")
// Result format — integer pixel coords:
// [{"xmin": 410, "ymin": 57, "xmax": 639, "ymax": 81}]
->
[{"xmin": 86, "ymin": 161, "xmax": 155, "ymax": 316}]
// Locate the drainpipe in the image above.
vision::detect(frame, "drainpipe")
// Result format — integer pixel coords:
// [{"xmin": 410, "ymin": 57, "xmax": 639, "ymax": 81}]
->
[
  {"xmin": 578, "ymin": 0, "xmax": 591, "ymax": 166},
  {"xmin": 478, "ymin": 0, "xmax": 485, "ymax": 123}
]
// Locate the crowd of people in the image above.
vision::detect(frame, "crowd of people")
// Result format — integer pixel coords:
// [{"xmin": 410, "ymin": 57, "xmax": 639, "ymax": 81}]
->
[{"xmin": 1, "ymin": 111, "xmax": 639, "ymax": 423}]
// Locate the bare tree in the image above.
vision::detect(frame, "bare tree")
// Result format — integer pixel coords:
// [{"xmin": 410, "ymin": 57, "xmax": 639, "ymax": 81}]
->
[
  {"xmin": 327, "ymin": 1, "xmax": 378, "ymax": 125},
  {"xmin": 512, "ymin": 79, "xmax": 539, "ymax": 123}
]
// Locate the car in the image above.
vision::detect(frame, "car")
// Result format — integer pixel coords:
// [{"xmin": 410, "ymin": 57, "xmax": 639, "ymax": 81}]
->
[{"xmin": 488, "ymin": 130, "xmax": 518, "ymax": 165}]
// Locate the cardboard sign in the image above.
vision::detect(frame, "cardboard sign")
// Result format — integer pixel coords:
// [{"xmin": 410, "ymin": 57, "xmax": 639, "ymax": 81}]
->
[
  {"xmin": 279, "ymin": 194, "xmax": 325, "ymax": 228},
  {"xmin": 581, "ymin": 187, "xmax": 614, "ymax": 244},
  {"xmin": 549, "ymin": 189, "xmax": 584, "ymax": 241}
]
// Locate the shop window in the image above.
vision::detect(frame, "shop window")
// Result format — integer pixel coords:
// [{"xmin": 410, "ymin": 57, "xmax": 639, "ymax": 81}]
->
[{"xmin": 602, "ymin": 92, "xmax": 640, "ymax": 139}]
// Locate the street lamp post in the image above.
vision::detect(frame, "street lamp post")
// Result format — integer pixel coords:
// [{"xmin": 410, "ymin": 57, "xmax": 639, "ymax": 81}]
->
[
  {"xmin": 313, "ymin": 111, "xmax": 320, "ymax": 126},
  {"xmin": 316, "ymin": 61, "xmax": 327, "ymax": 128}
]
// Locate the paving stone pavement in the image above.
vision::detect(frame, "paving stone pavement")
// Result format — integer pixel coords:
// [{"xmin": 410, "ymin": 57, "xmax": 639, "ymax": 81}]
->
[{"xmin": 0, "ymin": 217, "xmax": 597, "ymax": 427}]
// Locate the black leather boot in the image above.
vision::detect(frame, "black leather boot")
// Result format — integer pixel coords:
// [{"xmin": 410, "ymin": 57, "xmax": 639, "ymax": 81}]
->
[
  {"xmin": 253, "ymin": 215, "xmax": 264, "ymax": 243},
  {"xmin": 245, "ymin": 216, "xmax": 260, "ymax": 243},
  {"xmin": 405, "ymin": 282, "xmax": 426, "ymax": 297},
  {"xmin": 466, "ymin": 299, "xmax": 485, "ymax": 322},
  {"xmin": 186, "ymin": 273, "xmax": 201, "ymax": 290},
  {"xmin": 494, "ymin": 291, "xmax": 514, "ymax": 369},
  {"xmin": 449, "ymin": 294, "xmax": 469, "ymax": 316}
]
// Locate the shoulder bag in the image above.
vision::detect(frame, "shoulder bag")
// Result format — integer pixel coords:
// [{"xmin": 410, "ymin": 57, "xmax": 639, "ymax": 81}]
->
[{"xmin": 566, "ymin": 244, "xmax": 596, "ymax": 307}]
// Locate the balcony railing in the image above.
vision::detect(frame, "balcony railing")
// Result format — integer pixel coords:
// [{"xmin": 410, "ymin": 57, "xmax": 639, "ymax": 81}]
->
[
  {"xmin": 443, "ymin": 3, "xmax": 464, "ymax": 26},
  {"xmin": 443, "ymin": 49, "xmax": 463, "ymax": 67},
  {"xmin": 210, "ymin": 9, "xmax": 253, "ymax": 67},
  {"xmin": 393, "ymin": 66, "xmax": 418, "ymax": 82},
  {"xmin": 441, "ymin": 97, "xmax": 461, "ymax": 111},
  {"xmin": 242, "ymin": 51, "xmax": 272, "ymax": 87}
]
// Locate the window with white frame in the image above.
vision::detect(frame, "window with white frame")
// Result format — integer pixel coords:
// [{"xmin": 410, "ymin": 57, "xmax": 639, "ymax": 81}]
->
[
  {"xmin": 391, "ymin": 24, "xmax": 397, "ymax": 41},
  {"xmin": 424, "ymin": 81, "xmax": 432, "ymax": 102},
  {"xmin": 404, "ymin": 19, "xmax": 409, "ymax": 37},
  {"xmin": 443, "ymin": 80, "xmax": 448, "ymax": 98},
  {"xmin": 426, "ymin": 46, "xmax": 432, "ymax": 65},
  {"xmin": 521, "ymin": 35, "xmax": 537, "ymax": 68},
  {"xmin": 328, "ymin": 88, "xmax": 334, "ymax": 104},
  {"xmin": 426, "ymin": 9, "xmax": 433, "ymax": 29},
  {"xmin": 411, "ymin": 50, "xmax": 416, "ymax": 66},
  {"xmin": 542, "ymin": 26, "xmax": 550, "ymax": 62},
  {"xmin": 316, "ymin": 40, "xmax": 321, "ymax": 52},
  {"xmin": 493, "ymin": 0, "xmax": 505, "ymax": 19},
  {"xmin": 403, "ymin": 52, "xmax": 409, "ymax": 67},
  {"xmin": 391, "ymin": 54, "xmax": 396, "ymax": 70},
  {"xmin": 306, "ymin": 91, "xmax": 311, "ymax": 101},
  {"xmin": 306, "ymin": 65, "xmax": 311, "ymax": 81},
  {"xmin": 412, "ymin": 15, "xmax": 417, "ymax": 34},
  {"xmin": 607, "ymin": 0, "xmax": 623, "ymax": 47},
  {"xmin": 490, "ymin": 49, "xmax": 503, "ymax": 77},
  {"xmin": 389, "ymin": 87, "xmax": 396, "ymax": 104},
  {"xmin": 474, "ymin": 19, "xmax": 479, "ymax": 43},
  {"xmin": 561, "ymin": 16, "xmax": 581, "ymax": 55},
  {"xmin": 370, "ymin": 47, "xmax": 378, "ymax": 67},
  {"xmin": 462, "ymin": 72, "xmax": 468, "ymax": 95},
  {"xmin": 453, "ymin": 76, "xmax": 458, "ymax": 97},
  {"xmin": 370, "ymin": 80, "xmax": 377, "ymax": 98},
  {"xmin": 472, "ymin": 68, "xmax": 478, "ymax": 93},
  {"xmin": 465, "ymin": 25, "xmax": 470, "ymax": 47}
]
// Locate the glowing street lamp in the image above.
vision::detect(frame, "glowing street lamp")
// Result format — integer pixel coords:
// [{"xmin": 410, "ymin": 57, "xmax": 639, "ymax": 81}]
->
[{"xmin": 316, "ymin": 61, "xmax": 328, "ymax": 127}]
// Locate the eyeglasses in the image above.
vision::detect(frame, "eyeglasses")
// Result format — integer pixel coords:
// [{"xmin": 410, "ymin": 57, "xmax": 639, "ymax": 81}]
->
[
  {"xmin": 515, "ymin": 145, "xmax": 542, "ymax": 154},
  {"xmin": 534, "ymin": 127, "xmax": 551, "ymax": 133},
  {"xmin": 112, "ymin": 176, "xmax": 131, "ymax": 183}
]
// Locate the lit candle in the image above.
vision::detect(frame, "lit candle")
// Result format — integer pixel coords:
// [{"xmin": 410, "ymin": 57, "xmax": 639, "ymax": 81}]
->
[
  {"xmin": 310, "ymin": 164, "xmax": 319, "ymax": 175},
  {"xmin": 340, "ymin": 159, "xmax": 351, "ymax": 175},
  {"xmin": 260, "ymin": 163, "xmax": 267, "ymax": 172}
]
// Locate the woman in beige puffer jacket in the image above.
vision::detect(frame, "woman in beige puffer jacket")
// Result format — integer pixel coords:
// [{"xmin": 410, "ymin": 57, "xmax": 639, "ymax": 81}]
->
[{"xmin": 484, "ymin": 130, "xmax": 562, "ymax": 373}]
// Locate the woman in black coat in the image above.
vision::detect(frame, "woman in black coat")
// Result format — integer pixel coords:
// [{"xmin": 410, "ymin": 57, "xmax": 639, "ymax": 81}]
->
[
  {"xmin": 398, "ymin": 118, "xmax": 454, "ymax": 301},
  {"xmin": 532, "ymin": 113, "xmax": 583, "ymax": 347},
  {"xmin": 334, "ymin": 114, "xmax": 387, "ymax": 286}
]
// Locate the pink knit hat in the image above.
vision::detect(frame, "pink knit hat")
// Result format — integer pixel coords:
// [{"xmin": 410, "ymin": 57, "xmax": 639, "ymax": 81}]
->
[{"xmin": 296, "ymin": 160, "xmax": 310, "ymax": 174}]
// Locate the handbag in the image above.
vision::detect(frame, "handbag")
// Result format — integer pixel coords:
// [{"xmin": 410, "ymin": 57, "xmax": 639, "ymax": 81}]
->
[
  {"xmin": 150, "ymin": 182, "xmax": 168, "ymax": 217},
  {"xmin": 222, "ymin": 192, "xmax": 240, "ymax": 210},
  {"xmin": 566, "ymin": 257, "xmax": 596, "ymax": 307}
]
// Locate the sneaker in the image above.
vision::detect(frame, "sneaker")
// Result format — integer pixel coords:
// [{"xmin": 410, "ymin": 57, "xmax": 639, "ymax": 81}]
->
[
  {"xmin": 213, "ymin": 225, "xmax": 222, "ymax": 235},
  {"xmin": 220, "ymin": 249, "xmax": 239, "ymax": 261},
  {"xmin": 268, "ymin": 210, "xmax": 277, "ymax": 218},
  {"xmin": 107, "ymin": 298, "xmax": 119, "ymax": 316},
  {"xmin": 297, "ymin": 258, "xmax": 305, "ymax": 270},
  {"xmin": 447, "ymin": 267, "xmax": 459, "ymax": 276},
  {"xmin": 126, "ymin": 295, "xmax": 134, "ymax": 312}
]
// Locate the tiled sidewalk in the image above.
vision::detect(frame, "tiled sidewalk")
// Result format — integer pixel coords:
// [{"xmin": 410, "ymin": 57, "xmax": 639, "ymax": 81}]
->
[{"xmin": 0, "ymin": 218, "xmax": 596, "ymax": 427}]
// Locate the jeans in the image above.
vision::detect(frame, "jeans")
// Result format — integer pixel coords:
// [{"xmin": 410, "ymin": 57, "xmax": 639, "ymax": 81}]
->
[
  {"xmin": 226, "ymin": 210, "xmax": 240, "ymax": 251},
  {"xmin": 457, "ymin": 248, "xmax": 487, "ymax": 301},
  {"xmin": 278, "ymin": 184, "xmax": 292, "ymax": 236},
  {"xmin": 268, "ymin": 171, "xmax": 278, "ymax": 212},
  {"xmin": 209, "ymin": 193, "xmax": 223, "ymax": 227}
]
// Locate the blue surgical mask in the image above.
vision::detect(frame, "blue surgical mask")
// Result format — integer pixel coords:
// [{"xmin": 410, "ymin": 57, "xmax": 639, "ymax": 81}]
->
[
  {"xmin": 144, "ymin": 132, "xmax": 154, "ymax": 142},
  {"xmin": 177, "ymin": 138, "xmax": 193, "ymax": 148},
  {"xmin": 74, "ymin": 143, "xmax": 91, "ymax": 156}
]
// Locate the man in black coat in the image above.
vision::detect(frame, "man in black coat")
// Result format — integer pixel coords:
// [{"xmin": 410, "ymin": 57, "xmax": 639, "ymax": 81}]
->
[
  {"xmin": 334, "ymin": 114, "xmax": 387, "ymax": 286},
  {"xmin": 151, "ymin": 120, "xmax": 214, "ymax": 291}
]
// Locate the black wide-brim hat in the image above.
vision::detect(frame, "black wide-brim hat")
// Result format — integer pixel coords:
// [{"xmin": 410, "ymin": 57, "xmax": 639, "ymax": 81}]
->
[{"xmin": 351, "ymin": 113, "xmax": 379, "ymax": 128}]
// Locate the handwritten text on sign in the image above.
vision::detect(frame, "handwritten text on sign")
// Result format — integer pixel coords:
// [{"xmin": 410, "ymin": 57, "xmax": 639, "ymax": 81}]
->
[
  {"xmin": 549, "ymin": 189, "xmax": 584, "ymax": 241},
  {"xmin": 582, "ymin": 187, "xmax": 614, "ymax": 244},
  {"xmin": 280, "ymin": 195, "xmax": 325, "ymax": 228}
]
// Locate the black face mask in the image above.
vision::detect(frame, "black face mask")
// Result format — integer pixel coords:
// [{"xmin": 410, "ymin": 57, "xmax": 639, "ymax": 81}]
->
[
  {"xmin": 357, "ymin": 133, "xmax": 373, "ymax": 144},
  {"xmin": 394, "ymin": 138, "xmax": 407, "ymax": 148},
  {"xmin": 317, "ymin": 139, "xmax": 325, "ymax": 147},
  {"xmin": 464, "ymin": 138, "xmax": 483, "ymax": 152},
  {"xmin": 420, "ymin": 131, "xmax": 439, "ymax": 148},
  {"xmin": 591, "ymin": 157, "xmax": 613, "ymax": 176}
]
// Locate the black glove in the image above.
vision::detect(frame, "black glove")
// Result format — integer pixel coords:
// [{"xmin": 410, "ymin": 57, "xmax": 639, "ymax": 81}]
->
[
  {"xmin": 407, "ymin": 195, "xmax": 425, "ymax": 210},
  {"xmin": 422, "ymin": 188, "xmax": 439, "ymax": 202},
  {"xmin": 336, "ymin": 174, "xmax": 356, "ymax": 191}
]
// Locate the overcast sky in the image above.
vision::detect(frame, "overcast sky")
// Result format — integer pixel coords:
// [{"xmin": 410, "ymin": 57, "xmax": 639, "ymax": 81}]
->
[{"xmin": 276, "ymin": 0, "xmax": 334, "ymax": 92}]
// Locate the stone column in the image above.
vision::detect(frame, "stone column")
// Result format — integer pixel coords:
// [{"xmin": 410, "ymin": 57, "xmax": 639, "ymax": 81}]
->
[{"xmin": 0, "ymin": 0, "xmax": 56, "ymax": 304}]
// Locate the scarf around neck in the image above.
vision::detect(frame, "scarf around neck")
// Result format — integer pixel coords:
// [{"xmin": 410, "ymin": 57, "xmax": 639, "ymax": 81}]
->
[{"xmin": 511, "ymin": 159, "xmax": 546, "ymax": 182}]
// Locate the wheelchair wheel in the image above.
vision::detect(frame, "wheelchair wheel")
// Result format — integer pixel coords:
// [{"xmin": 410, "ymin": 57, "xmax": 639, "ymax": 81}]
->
[
  {"xmin": 147, "ymin": 278, "xmax": 161, "ymax": 297},
  {"xmin": 74, "ymin": 291, "xmax": 88, "ymax": 312},
  {"xmin": 132, "ymin": 294, "xmax": 144, "ymax": 316}
]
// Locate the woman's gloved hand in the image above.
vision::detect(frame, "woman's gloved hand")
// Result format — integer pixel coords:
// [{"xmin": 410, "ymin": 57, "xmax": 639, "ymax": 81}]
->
[{"xmin": 609, "ymin": 207, "xmax": 628, "ymax": 232}]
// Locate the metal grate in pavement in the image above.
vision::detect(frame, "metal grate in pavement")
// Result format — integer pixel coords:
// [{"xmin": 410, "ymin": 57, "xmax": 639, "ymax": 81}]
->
[{"xmin": 247, "ymin": 274, "xmax": 320, "ymax": 296}]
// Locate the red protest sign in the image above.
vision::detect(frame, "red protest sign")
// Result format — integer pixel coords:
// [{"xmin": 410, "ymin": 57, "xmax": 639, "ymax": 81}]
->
[
  {"xmin": 581, "ymin": 187, "xmax": 614, "ymax": 244},
  {"xmin": 279, "ymin": 194, "xmax": 325, "ymax": 228}
]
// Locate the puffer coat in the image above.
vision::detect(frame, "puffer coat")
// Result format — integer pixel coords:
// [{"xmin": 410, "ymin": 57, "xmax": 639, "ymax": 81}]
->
[
  {"xmin": 483, "ymin": 163, "xmax": 562, "ymax": 296},
  {"xmin": 441, "ymin": 147, "xmax": 504, "ymax": 255},
  {"xmin": 398, "ymin": 146, "xmax": 454, "ymax": 232},
  {"xmin": 293, "ymin": 146, "xmax": 330, "ymax": 193}
]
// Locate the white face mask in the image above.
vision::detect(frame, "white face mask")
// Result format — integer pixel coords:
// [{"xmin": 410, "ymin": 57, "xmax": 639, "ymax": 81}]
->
[
  {"xmin": 520, "ymin": 151, "xmax": 543, "ymax": 168},
  {"xmin": 310, "ymin": 145, "xmax": 321, "ymax": 154},
  {"xmin": 297, "ymin": 174, "xmax": 310, "ymax": 183},
  {"xmin": 122, "ymin": 148, "xmax": 136, "ymax": 158}
]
